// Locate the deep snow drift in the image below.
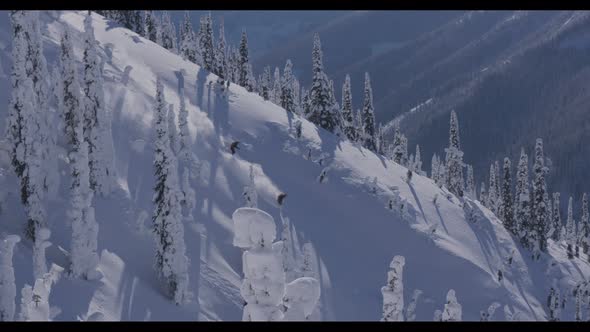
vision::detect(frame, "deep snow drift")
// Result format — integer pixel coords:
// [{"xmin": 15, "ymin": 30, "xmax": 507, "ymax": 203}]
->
[{"xmin": 1, "ymin": 11, "xmax": 590, "ymax": 321}]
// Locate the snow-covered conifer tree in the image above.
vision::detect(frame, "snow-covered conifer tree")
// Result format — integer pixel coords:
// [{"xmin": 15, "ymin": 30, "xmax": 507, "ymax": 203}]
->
[
  {"xmin": 179, "ymin": 12, "xmax": 197, "ymax": 63},
  {"xmin": 515, "ymin": 148, "xmax": 532, "ymax": 248},
  {"xmin": 214, "ymin": 20, "xmax": 227, "ymax": 85},
  {"xmin": 466, "ymin": 164, "xmax": 476, "ymax": 199},
  {"xmin": 488, "ymin": 163, "xmax": 498, "ymax": 214},
  {"xmin": 414, "ymin": 145, "xmax": 423, "ymax": 175},
  {"xmin": 480, "ymin": 182, "xmax": 487, "ymax": 206},
  {"xmin": 260, "ymin": 66, "xmax": 271, "ymax": 101},
  {"xmin": 381, "ymin": 255, "xmax": 405, "ymax": 321},
  {"xmin": 400, "ymin": 135, "xmax": 409, "ymax": 167},
  {"xmin": 360, "ymin": 72, "xmax": 377, "ymax": 151},
  {"xmin": 243, "ymin": 165, "xmax": 258, "ymax": 208},
  {"xmin": 391, "ymin": 122, "xmax": 403, "ymax": 164},
  {"xmin": 444, "ymin": 110, "xmax": 464, "ymax": 198},
  {"xmin": 280, "ymin": 60, "xmax": 296, "ymax": 113},
  {"xmin": 566, "ymin": 196, "xmax": 575, "ymax": 259},
  {"xmin": 377, "ymin": 124, "xmax": 386, "ymax": 155},
  {"xmin": 501, "ymin": 158, "xmax": 516, "ymax": 234},
  {"xmin": 167, "ymin": 104, "xmax": 179, "ymax": 155},
  {"xmin": 578, "ymin": 193, "xmax": 589, "ymax": 255},
  {"xmin": 64, "ymin": 33, "xmax": 100, "ymax": 279},
  {"xmin": 177, "ymin": 87, "xmax": 191, "ymax": 164},
  {"xmin": 160, "ymin": 11, "xmax": 177, "ymax": 53},
  {"xmin": 272, "ymin": 67, "xmax": 281, "ymax": 105},
  {"xmin": 151, "ymin": 78, "xmax": 191, "ymax": 305},
  {"xmin": 308, "ymin": 34, "xmax": 339, "ymax": 133},
  {"xmin": 199, "ymin": 13, "xmax": 215, "ymax": 72},
  {"xmin": 551, "ymin": 193, "xmax": 561, "ymax": 242},
  {"xmin": 532, "ymin": 138, "xmax": 549, "ymax": 257},
  {"xmin": 0, "ymin": 235, "xmax": 20, "ymax": 321},
  {"xmin": 340, "ymin": 74, "xmax": 356, "ymax": 141},
  {"xmin": 82, "ymin": 13, "xmax": 115, "ymax": 196},
  {"xmin": 431, "ymin": 154, "xmax": 440, "ymax": 183},
  {"xmin": 441, "ymin": 289, "xmax": 462, "ymax": 321},
  {"xmin": 238, "ymin": 30, "xmax": 251, "ymax": 88},
  {"xmin": 143, "ymin": 11, "xmax": 158, "ymax": 43},
  {"xmin": 7, "ymin": 11, "xmax": 49, "ymax": 241},
  {"xmin": 437, "ymin": 163, "xmax": 446, "ymax": 188}
]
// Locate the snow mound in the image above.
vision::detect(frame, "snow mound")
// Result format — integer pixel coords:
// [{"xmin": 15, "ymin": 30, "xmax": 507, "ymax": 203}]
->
[
  {"xmin": 284, "ymin": 277, "xmax": 321, "ymax": 318},
  {"xmin": 232, "ymin": 207, "xmax": 276, "ymax": 249}
]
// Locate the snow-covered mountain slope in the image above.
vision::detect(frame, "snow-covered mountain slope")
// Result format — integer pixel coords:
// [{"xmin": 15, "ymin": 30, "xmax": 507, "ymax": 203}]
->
[{"xmin": 1, "ymin": 11, "xmax": 589, "ymax": 321}]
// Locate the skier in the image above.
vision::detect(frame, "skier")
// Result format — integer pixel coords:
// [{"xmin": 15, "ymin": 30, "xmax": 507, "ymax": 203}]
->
[
  {"xmin": 230, "ymin": 141, "xmax": 240, "ymax": 155},
  {"xmin": 277, "ymin": 193, "xmax": 287, "ymax": 206}
]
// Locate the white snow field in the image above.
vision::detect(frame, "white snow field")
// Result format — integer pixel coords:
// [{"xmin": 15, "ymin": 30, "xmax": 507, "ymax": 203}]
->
[{"xmin": 0, "ymin": 10, "xmax": 589, "ymax": 321}]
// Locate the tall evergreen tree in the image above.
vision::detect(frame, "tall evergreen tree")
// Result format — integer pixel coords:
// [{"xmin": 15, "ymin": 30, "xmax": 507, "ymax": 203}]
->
[
  {"xmin": 532, "ymin": 138, "xmax": 549, "ymax": 257},
  {"xmin": 360, "ymin": 72, "xmax": 377, "ymax": 151},
  {"xmin": 566, "ymin": 196, "xmax": 575, "ymax": 259},
  {"xmin": 515, "ymin": 148, "xmax": 532, "ymax": 249},
  {"xmin": 551, "ymin": 193, "xmax": 561, "ymax": 242},
  {"xmin": 28, "ymin": 12, "xmax": 55, "ymax": 198},
  {"xmin": 480, "ymin": 182, "xmax": 487, "ymax": 206},
  {"xmin": 56, "ymin": 26, "xmax": 100, "ymax": 279},
  {"xmin": 307, "ymin": 34, "xmax": 338, "ymax": 133},
  {"xmin": 179, "ymin": 12, "xmax": 197, "ymax": 63},
  {"xmin": 238, "ymin": 30, "xmax": 251, "ymax": 88},
  {"xmin": 465, "ymin": 165, "xmax": 476, "ymax": 199},
  {"xmin": 214, "ymin": 18, "xmax": 227, "ymax": 85},
  {"xmin": 400, "ymin": 135, "xmax": 409, "ymax": 167},
  {"xmin": 272, "ymin": 67, "xmax": 281, "ymax": 105},
  {"xmin": 414, "ymin": 145, "xmax": 423, "ymax": 175},
  {"xmin": 444, "ymin": 110, "xmax": 464, "ymax": 198},
  {"xmin": 199, "ymin": 13, "xmax": 215, "ymax": 71},
  {"xmin": 340, "ymin": 74, "xmax": 356, "ymax": 141},
  {"xmin": 82, "ymin": 13, "xmax": 115, "ymax": 196},
  {"xmin": 177, "ymin": 87, "xmax": 191, "ymax": 164},
  {"xmin": 292, "ymin": 78, "xmax": 301, "ymax": 114},
  {"xmin": 143, "ymin": 11, "xmax": 158, "ymax": 43},
  {"xmin": 488, "ymin": 164, "xmax": 498, "ymax": 214},
  {"xmin": 377, "ymin": 124, "xmax": 386, "ymax": 155},
  {"xmin": 579, "ymin": 193, "xmax": 590, "ymax": 256},
  {"xmin": 152, "ymin": 78, "xmax": 191, "ymax": 305},
  {"xmin": 160, "ymin": 11, "xmax": 178, "ymax": 53},
  {"xmin": 431, "ymin": 154, "xmax": 440, "ymax": 184},
  {"xmin": 391, "ymin": 122, "xmax": 403, "ymax": 164},
  {"xmin": 354, "ymin": 108, "xmax": 364, "ymax": 144},
  {"xmin": 6, "ymin": 11, "xmax": 50, "ymax": 241},
  {"xmin": 501, "ymin": 158, "xmax": 516, "ymax": 234},
  {"xmin": 260, "ymin": 66, "xmax": 271, "ymax": 101},
  {"xmin": 280, "ymin": 60, "xmax": 296, "ymax": 113}
]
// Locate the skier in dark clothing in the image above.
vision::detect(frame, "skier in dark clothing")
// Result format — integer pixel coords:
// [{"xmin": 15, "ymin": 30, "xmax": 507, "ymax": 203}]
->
[
  {"xmin": 230, "ymin": 141, "xmax": 240, "ymax": 155},
  {"xmin": 277, "ymin": 193, "xmax": 287, "ymax": 206}
]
